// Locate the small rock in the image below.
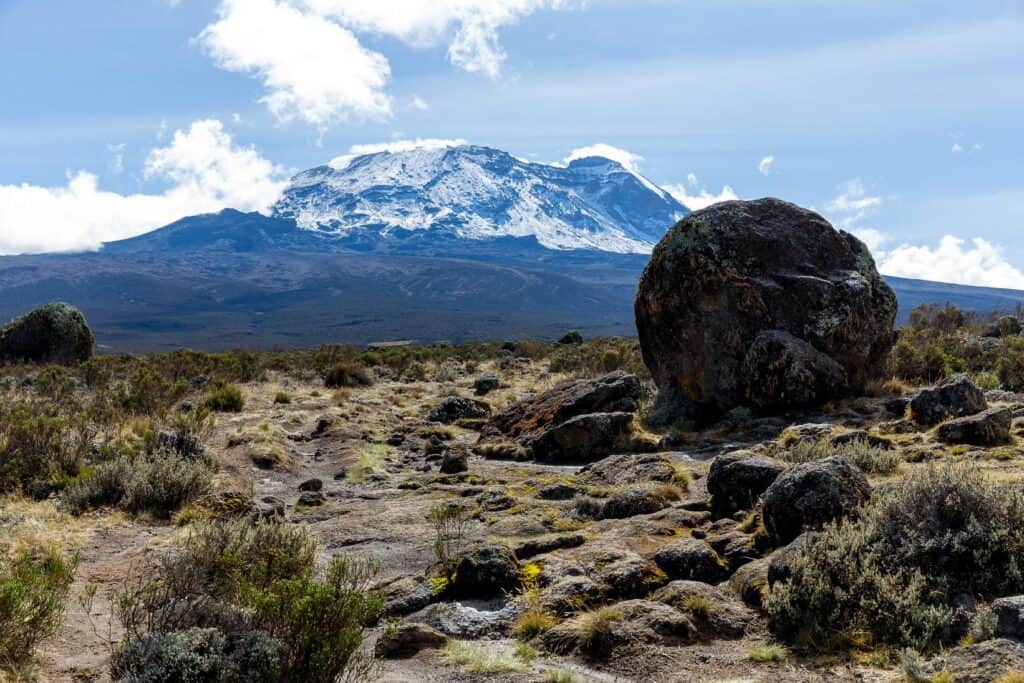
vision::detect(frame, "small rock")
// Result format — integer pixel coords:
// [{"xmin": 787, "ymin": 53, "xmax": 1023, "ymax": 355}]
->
[
  {"xmin": 386, "ymin": 433, "xmax": 405, "ymax": 446},
  {"xmin": 652, "ymin": 581, "xmax": 759, "ymax": 639},
  {"xmin": 513, "ymin": 533, "xmax": 586, "ymax": 560},
  {"xmin": 763, "ymin": 457, "xmax": 871, "ymax": 545},
  {"xmin": 427, "ymin": 397, "xmax": 491, "ymax": 424},
  {"xmin": 536, "ymin": 481, "xmax": 580, "ymax": 500},
  {"xmin": 296, "ymin": 491, "xmax": 325, "ymax": 507},
  {"xmin": 558, "ymin": 331, "xmax": 584, "ymax": 345},
  {"xmin": 439, "ymin": 448, "xmax": 468, "ymax": 474},
  {"xmin": 937, "ymin": 407, "xmax": 1012, "ymax": 446},
  {"xmin": 706, "ymin": 451, "xmax": 786, "ymax": 515},
  {"xmin": 298, "ymin": 478, "xmax": 323, "ymax": 492},
  {"xmin": 253, "ymin": 496, "xmax": 285, "ymax": 521},
  {"xmin": 910, "ymin": 374, "xmax": 988, "ymax": 427},
  {"xmin": 652, "ymin": 538, "xmax": 730, "ymax": 583},
  {"xmin": 454, "ymin": 544, "xmax": 520, "ymax": 597},
  {"xmin": 473, "ymin": 374, "xmax": 500, "ymax": 396},
  {"xmin": 373, "ymin": 623, "xmax": 447, "ymax": 659},
  {"xmin": 993, "ymin": 595, "xmax": 1024, "ymax": 639}
]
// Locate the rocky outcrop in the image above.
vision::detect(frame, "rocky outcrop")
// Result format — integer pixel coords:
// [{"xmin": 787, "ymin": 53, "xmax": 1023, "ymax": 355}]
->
[
  {"xmin": 634, "ymin": 198, "xmax": 896, "ymax": 421},
  {"xmin": 454, "ymin": 543, "xmax": 520, "ymax": 597},
  {"xmin": 706, "ymin": 451, "xmax": 787, "ymax": 515},
  {"xmin": 0, "ymin": 302, "xmax": 94, "ymax": 365},
  {"xmin": 477, "ymin": 371, "xmax": 642, "ymax": 462},
  {"xmin": 652, "ymin": 538, "xmax": 730, "ymax": 583},
  {"xmin": 426, "ymin": 396, "xmax": 491, "ymax": 424},
  {"xmin": 473, "ymin": 374, "xmax": 500, "ymax": 396},
  {"xmin": 937, "ymin": 407, "xmax": 1012, "ymax": 446},
  {"xmin": 373, "ymin": 623, "xmax": 448, "ymax": 659},
  {"xmin": 763, "ymin": 457, "xmax": 871, "ymax": 545},
  {"xmin": 910, "ymin": 375, "xmax": 988, "ymax": 427},
  {"xmin": 923, "ymin": 639, "xmax": 1024, "ymax": 683}
]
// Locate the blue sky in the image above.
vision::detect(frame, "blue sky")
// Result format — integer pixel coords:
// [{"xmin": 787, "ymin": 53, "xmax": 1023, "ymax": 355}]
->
[{"xmin": 1, "ymin": 0, "xmax": 1022, "ymax": 286}]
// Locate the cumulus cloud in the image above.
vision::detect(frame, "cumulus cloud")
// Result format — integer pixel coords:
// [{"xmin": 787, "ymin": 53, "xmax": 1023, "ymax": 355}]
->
[
  {"xmin": 878, "ymin": 236, "xmax": 1024, "ymax": 289},
  {"xmin": 328, "ymin": 137, "xmax": 469, "ymax": 170},
  {"xmin": 409, "ymin": 95, "xmax": 429, "ymax": 111},
  {"xmin": 0, "ymin": 120, "xmax": 287, "ymax": 255},
  {"xmin": 107, "ymin": 143, "xmax": 126, "ymax": 175},
  {"xmin": 758, "ymin": 155, "xmax": 774, "ymax": 175},
  {"xmin": 563, "ymin": 143, "xmax": 644, "ymax": 174},
  {"xmin": 663, "ymin": 183, "xmax": 739, "ymax": 211},
  {"xmin": 197, "ymin": 0, "xmax": 574, "ymax": 127},
  {"xmin": 197, "ymin": 0, "xmax": 392, "ymax": 129}
]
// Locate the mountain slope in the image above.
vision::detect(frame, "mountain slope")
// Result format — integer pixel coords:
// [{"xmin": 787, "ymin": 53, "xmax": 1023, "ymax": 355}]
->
[{"xmin": 272, "ymin": 144, "xmax": 688, "ymax": 254}]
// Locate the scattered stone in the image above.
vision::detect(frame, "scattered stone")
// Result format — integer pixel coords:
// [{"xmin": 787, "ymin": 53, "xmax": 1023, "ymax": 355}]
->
[
  {"xmin": 782, "ymin": 423, "xmax": 834, "ymax": 444},
  {"xmin": 476, "ymin": 489, "xmax": 515, "ymax": 511},
  {"xmin": 652, "ymin": 581, "xmax": 759, "ymax": 639},
  {"xmin": 763, "ymin": 457, "xmax": 871, "ymax": 545},
  {"xmin": 413, "ymin": 600, "xmax": 517, "ymax": 639},
  {"xmin": 0, "ymin": 302, "xmax": 94, "ymax": 365},
  {"xmin": 296, "ymin": 491, "xmax": 325, "ymax": 507},
  {"xmin": 253, "ymin": 496, "xmax": 285, "ymax": 521},
  {"xmin": 427, "ymin": 396, "xmax": 491, "ymax": 424},
  {"xmin": 312, "ymin": 416, "xmax": 334, "ymax": 436},
  {"xmin": 439, "ymin": 447, "xmax": 469, "ymax": 474},
  {"xmin": 652, "ymin": 538, "xmax": 730, "ymax": 583},
  {"xmin": 373, "ymin": 623, "xmax": 448, "ymax": 659},
  {"xmin": 536, "ymin": 481, "xmax": 580, "ymax": 500},
  {"xmin": 923, "ymin": 639, "xmax": 1024, "ymax": 683},
  {"xmin": 541, "ymin": 575, "xmax": 603, "ymax": 615},
  {"xmin": 993, "ymin": 595, "xmax": 1024, "ymax": 639},
  {"xmin": 530, "ymin": 412, "xmax": 635, "ymax": 464},
  {"xmin": 937, "ymin": 407, "xmax": 1012, "ymax": 446},
  {"xmin": 473, "ymin": 374, "xmax": 500, "ymax": 396},
  {"xmin": 635, "ymin": 198, "xmax": 896, "ymax": 422},
  {"xmin": 478, "ymin": 371, "xmax": 642, "ymax": 461},
  {"xmin": 706, "ymin": 451, "xmax": 786, "ymax": 515},
  {"xmin": 580, "ymin": 453, "xmax": 678, "ymax": 486},
  {"xmin": 298, "ymin": 478, "xmax": 323, "ymax": 492},
  {"xmin": 386, "ymin": 433, "xmax": 405, "ymax": 446},
  {"xmin": 333, "ymin": 468, "xmax": 347, "ymax": 480},
  {"xmin": 885, "ymin": 396, "xmax": 911, "ymax": 417},
  {"xmin": 877, "ymin": 418, "xmax": 917, "ymax": 435},
  {"xmin": 513, "ymin": 533, "xmax": 586, "ymax": 560},
  {"xmin": 250, "ymin": 453, "xmax": 278, "ymax": 470},
  {"xmin": 454, "ymin": 544, "xmax": 520, "ymax": 597},
  {"xmin": 378, "ymin": 575, "xmax": 438, "ymax": 618},
  {"xmin": 910, "ymin": 374, "xmax": 988, "ymax": 427}
]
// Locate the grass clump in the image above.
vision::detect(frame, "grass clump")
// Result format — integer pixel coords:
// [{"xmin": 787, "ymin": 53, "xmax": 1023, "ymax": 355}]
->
[
  {"xmin": 427, "ymin": 502, "xmax": 470, "ymax": 586},
  {"xmin": 784, "ymin": 438, "xmax": 902, "ymax": 475},
  {"xmin": 573, "ymin": 607, "xmax": 623, "ymax": 654},
  {"xmin": 204, "ymin": 383, "xmax": 245, "ymax": 412},
  {"xmin": 765, "ymin": 463, "xmax": 1024, "ymax": 652},
  {"xmin": 324, "ymin": 362, "xmax": 374, "ymax": 389},
  {"xmin": 442, "ymin": 641, "xmax": 527, "ymax": 673},
  {"xmin": 0, "ymin": 546, "xmax": 78, "ymax": 669},
  {"xmin": 273, "ymin": 392, "xmax": 292, "ymax": 405},
  {"xmin": 747, "ymin": 644, "xmax": 787, "ymax": 663},
  {"xmin": 112, "ymin": 520, "xmax": 383, "ymax": 683}
]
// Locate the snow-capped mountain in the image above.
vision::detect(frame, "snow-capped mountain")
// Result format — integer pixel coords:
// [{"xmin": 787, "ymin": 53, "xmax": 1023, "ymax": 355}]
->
[{"xmin": 271, "ymin": 144, "xmax": 688, "ymax": 254}]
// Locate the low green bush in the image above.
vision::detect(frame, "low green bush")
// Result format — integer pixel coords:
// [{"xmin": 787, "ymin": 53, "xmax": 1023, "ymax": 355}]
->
[
  {"xmin": 784, "ymin": 438, "xmax": 902, "ymax": 475},
  {"xmin": 113, "ymin": 520, "xmax": 383, "ymax": 683},
  {"xmin": 111, "ymin": 627, "xmax": 281, "ymax": 683},
  {"xmin": 765, "ymin": 464, "xmax": 1024, "ymax": 651},
  {"xmin": 0, "ymin": 546, "xmax": 78, "ymax": 667},
  {"xmin": 205, "ymin": 384, "xmax": 245, "ymax": 412}
]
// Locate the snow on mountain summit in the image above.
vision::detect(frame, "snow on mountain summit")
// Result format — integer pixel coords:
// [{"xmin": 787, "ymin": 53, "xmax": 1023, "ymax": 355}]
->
[{"xmin": 272, "ymin": 142, "xmax": 688, "ymax": 253}]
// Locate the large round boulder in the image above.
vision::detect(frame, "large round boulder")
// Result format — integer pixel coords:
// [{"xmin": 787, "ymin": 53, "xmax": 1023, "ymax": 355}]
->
[
  {"xmin": 762, "ymin": 456, "xmax": 871, "ymax": 545},
  {"xmin": 634, "ymin": 198, "xmax": 896, "ymax": 421},
  {"xmin": 0, "ymin": 302, "xmax": 94, "ymax": 365}
]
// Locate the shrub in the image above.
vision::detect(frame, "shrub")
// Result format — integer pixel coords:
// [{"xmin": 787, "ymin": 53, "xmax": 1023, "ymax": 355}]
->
[
  {"xmin": 324, "ymin": 362, "xmax": 374, "ymax": 389},
  {"xmin": 765, "ymin": 464, "xmax": 1024, "ymax": 651},
  {"xmin": 747, "ymin": 644, "xmax": 787, "ymax": 662},
  {"xmin": 119, "ymin": 363, "xmax": 187, "ymax": 418},
  {"xmin": 574, "ymin": 607, "xmax": 623, "ymax": 655},
  {"xmin": 784, "ymin": 438, "xmax": 901, "ymax": 475},
  {"xmin": 111, "ymin": 627, "xmax": 281, "ymax": 683},
  {"xmin": 63, "ymin": 452, "xmax": 212, "ymax": 518},
  {"xmin": 273, "ymin": 392, "xmax": 291, "ymax": 405},
  {"xmin": 114, "ymin": 520, "xmax": 382, "ymax": 683},
  {"xmin": 998, "ymin": 337, "xmax": 1024, "ymax": 391},
  {"xmin": 0, "ymin": 546, "xmax": 78, "ymax": 666},
  {"xmin": 427, "ymin": 503, "xmax": 470, "ymax": 585},
  {"xmin": 205, "ymin": 384, "xmax": 245, "ymax": 412}
]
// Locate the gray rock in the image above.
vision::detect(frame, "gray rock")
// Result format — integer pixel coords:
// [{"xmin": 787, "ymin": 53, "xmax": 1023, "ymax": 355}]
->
[
  {"xmin": 414, "ymin": 600, "xmax": 518, "ymax": 638},
  {"xmin": 473, "ymin": 374, "xmax": 500, "ymax": 396},
  {"xmin": 910, "ymin": 374, "xmax": 988, "ymax": 427},
  {"xmin": 373, "ymin": 623, "xmax": 447, "ymax": 659},
  {"xmin": 652, "ymin": 538, "xmax": 730, "ymax": 583},
  {"xmin": 652, "ymin": 580, "xmax": 759, "ymax": 639},
  {"xmin": 635, "ymin": 198, "xmax": 896, "ymax": 420},
  {"xmin": 993, "ymin": 595, "xmax": 1024, "ymax": 639},
  {"xmin": 763, "ymin": 457, "xmax": 871, "ymax": 545},
  {"xmin": 580, "ymin": 452, "xmax": 678, "ymax": 486},
  {"xmin": 743, "ymin": 330, "xmax": 849, "ymax": 410},
  {"xmin": 0, "ymin": 302, "xmax": 94, "ymax": 365},
  {"xmin": 923, "ymin": 639, "xmax": 1024, "ymax": 683},
  {"xmin": 439, "ymin": 447, "xmax": 468, "ymax": 474},
  {"xmin": 454, "ymin": 544, "xmax": 520, "ymax": 597},
  {"xmin": 530, "ymin": 412, "xmax": 635, "ymax": 464},
  {"xmin": 427, "ymin": 397, "xmax": 491, "ymax": 424},
  {"xmin": 706, "ymin": 451, "xmax": 787, "ymax": 515},
  {"xmin": 937, "ymin": 407, "xmax": 1012, "ymax": 446},
  {"xmin": 297, "ymin": 478, "xmax": 323, "ymax": 492},
  {"xmin": 512, "ymin": 533, "xmax": 585, "ymax": 560}
]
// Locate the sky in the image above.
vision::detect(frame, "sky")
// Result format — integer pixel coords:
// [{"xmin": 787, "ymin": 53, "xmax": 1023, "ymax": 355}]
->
[{"xmin": 1, "ymin": 0, "xmax": 1022, "ymax": 287}]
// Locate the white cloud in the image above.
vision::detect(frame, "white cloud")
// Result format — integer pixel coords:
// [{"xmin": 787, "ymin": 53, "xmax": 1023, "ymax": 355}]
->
[
  {"xmin": 663, "ymin": 183, "xmax": 739, "ymax": 211},
  {"xmin": 328, "ymin": 137, "xmax": 468, "ymax": 170},
  {"xmin": 952, "ymin": 143, "xmax": 964, "ymax": 153},
  {"xmin": 410, "ymin": 95, "xmax": 429, "ymax": 111},
  {"xmin": 758, "ymin": 155, "xmax": 774, "ymax": 175},
  {"xmin": 827, "ymin": 178, "xmax": 881, "ymax": 215},
  {"xmin": 197, "ymin": 0, "xmax": 392, "ymax": 129},
  {"xmin": 197, "ymin": 0, "xmax": 575, "ymax": 128},
  {"xmin": 685, "ymin": 172, "xmax": 698, "ymax": 187},
  {"xmin": 0, "ymin": 120, "xmax": 287, "ymax": 255},
  {"xmin": 850, "ymin": 227, "xmax": 889, "ymax": 254},
  {"xmin": 879, "ymin": 236, "xmax": 1024, "ymax": 289},
  {"xmin": 563, "ymin": 143, "xmax": 644, "ymax": 174}
]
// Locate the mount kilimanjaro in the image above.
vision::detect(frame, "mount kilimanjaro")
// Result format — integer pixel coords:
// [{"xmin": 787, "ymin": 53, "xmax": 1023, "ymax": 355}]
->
[{"xmin": 1, "ymin": 143, "xmax": 1022, "ymax": 351}]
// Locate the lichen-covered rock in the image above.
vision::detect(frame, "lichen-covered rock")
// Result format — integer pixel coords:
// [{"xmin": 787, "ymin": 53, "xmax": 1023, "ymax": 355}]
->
[
  {"xmin": 580, "ymin": 453, "xmax": 678, "ymax": 486},
  {"xmin": 634, "ymin": 198, "xmax": 896, "ymax": 421},
  {"xmin": 439, "ymin": 447, "xmax": 468, "ymax": 474},
  {"xmin": 652, "ymin": 580, "xmax": 760, "ymax": 639},
  {"xmin": 426, "ymin": 396, "xmax": 491, "ymax": 424},
  {"xmin": 477, "ymin": 371, "xmax": 642, "ymax": 461},
  {"xmin": 742, "ymin": 330, "xmax": 849, "ymax": 410},
  {"xmin": 373, "ymin": 623, "xmax": 448, "ymax": 659},
  {"xmin": 652, "ymin": 538, "xmax": 730, "ymax": 583},
  {"xmin": 0, "ymin": 302, "xmax": 94, "ymax": 365},
  {"xmin": 910, "ymin": 374, "xmax": 988, "ymax": 427},
  {"xmin": 454, "ymin": 543, "xmax": 520, "ymax": 597},
  {"xmin": 923, "ymin": 638, "xmax": 1024, "ymax": 683},
  {"xmin": 763, "ymin": 457, "xmax": 871, "ymax": 545},
  {"xmin": 706, "ymin": 451, "xmax": 787, "ymax": 515},
  {"xmin": 937, "ymin": 407, "xmax": 1012, "ymax": 446},
  {"xmin": 473, "ymin": 373, "xmax": 500, "ymax": 396}
]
